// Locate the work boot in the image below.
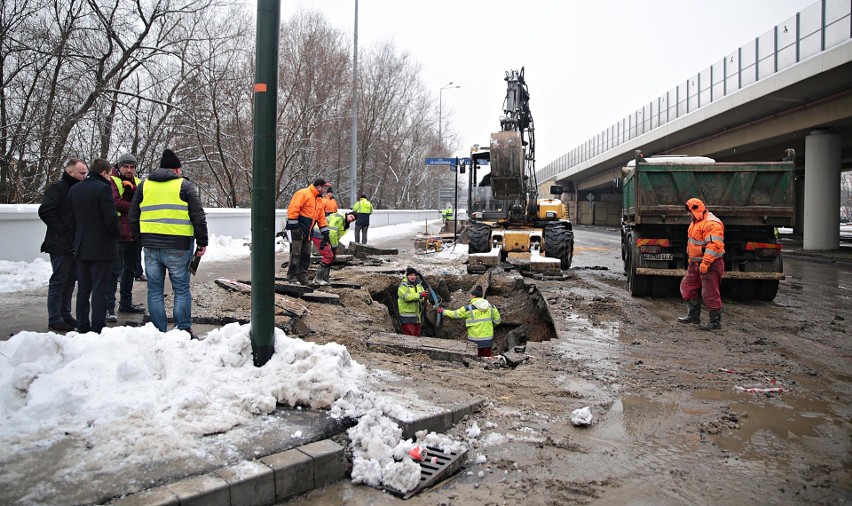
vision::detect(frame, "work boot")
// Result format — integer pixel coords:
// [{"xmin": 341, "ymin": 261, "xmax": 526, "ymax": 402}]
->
[
  {"xmin": 286, "ymin": 277, "xmax": 300, "ymax": 285},
  {"xmin": 313, "ymin": 264, "xmax": 330, "ymax": 285},
  {"xmin": 700, "ymin": 310, "xmax": 722, "ymax": 331},
  {"xmin": 677, "ymin": 299, "xmax": 701, "ymax": 324},
  {"xmin": 105, "ymin": 310, "xmax": 118, "ymax": 323},
  {"xmin": 298, "ymin": 275, "xmax": 311, "ymax": 286}
]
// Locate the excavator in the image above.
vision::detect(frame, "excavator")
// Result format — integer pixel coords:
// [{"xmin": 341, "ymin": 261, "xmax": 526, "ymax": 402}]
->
[{"xmin": 465, "ymin": 68, "xmax": 574, "ymax": 274}]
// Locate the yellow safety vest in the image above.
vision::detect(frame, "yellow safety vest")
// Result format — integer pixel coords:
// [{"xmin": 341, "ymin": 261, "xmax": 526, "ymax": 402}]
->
[
  {"xmin": 139, "ymin": 179, "xmax": 193, "ymax": 237},
  {"xmin": 112, "ymin": 175, "xmax": 141, "ymax": 216}
]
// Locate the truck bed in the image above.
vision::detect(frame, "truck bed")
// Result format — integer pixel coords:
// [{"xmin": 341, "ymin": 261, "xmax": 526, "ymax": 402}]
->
[{"xmin": 623, "ymin": 160, "xmax": 795, "ymax": 227}]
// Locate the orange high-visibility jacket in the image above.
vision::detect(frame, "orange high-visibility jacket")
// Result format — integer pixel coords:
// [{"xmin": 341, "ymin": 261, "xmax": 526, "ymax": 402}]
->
[
  {"xmin": 287, "ymin": 185, "xmax": 329, "ymax": 234},
  {"xmin": 323, "ymin": 194, "xmax": 339, "ymax": 214},
  {"xmin": 686, "ymin": 197, "xmax": 725, "ymax": 269}
]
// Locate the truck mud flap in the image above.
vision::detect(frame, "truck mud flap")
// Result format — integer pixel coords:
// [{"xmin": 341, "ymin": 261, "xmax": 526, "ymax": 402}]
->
[{"xmin": 635, "ymin": 268, "xmax": 785, "ymax": 280}]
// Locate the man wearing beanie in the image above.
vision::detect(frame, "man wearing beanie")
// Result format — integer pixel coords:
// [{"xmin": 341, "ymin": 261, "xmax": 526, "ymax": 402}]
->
[
  {"xmin": 106, "ymin": 153, "xmax": 145, "ymax": 322},
  {"xmin": 284, "ymin": 177, "xmax": 331, "ymax": 285},
  {"xmin": 398, "ymin": 266, "xmax": 429, "ymax": 336},
  {"xmin": 437, "ymin": 285, "xmax": 501, "ymax": 357},
  {"xmin": 129, "ymin": 149, "xmax": 208, "ymax": 339}
]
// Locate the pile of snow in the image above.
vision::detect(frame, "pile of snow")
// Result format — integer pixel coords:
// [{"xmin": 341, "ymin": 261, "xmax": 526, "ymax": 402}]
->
[
  {"xmin": 0, "ymin": 257, "xmax": 53, "ymax": 294},
  {"xmin": 0, "ymin": 322, "xmax": 464, "ymax": 496},
  {"xmin": 570, "ymin": 406, "xmax": 593, "ymax": 426}
]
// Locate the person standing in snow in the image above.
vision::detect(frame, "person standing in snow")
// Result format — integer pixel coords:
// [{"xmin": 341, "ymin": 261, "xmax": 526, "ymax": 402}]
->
[
  {"xmin": 398, "ymin": 266, "xmax": 429, "ymax": 336},
  {"xmin": 437, "ymin": 285, "xmax": 501, "ymax": 357},
  {"xmin": 39, "ymin": 158, "xmax": 88, "ymax": 332},
  {"xmin": 129, "ymin": 149, "xmax": 208, "ymax": 339}
]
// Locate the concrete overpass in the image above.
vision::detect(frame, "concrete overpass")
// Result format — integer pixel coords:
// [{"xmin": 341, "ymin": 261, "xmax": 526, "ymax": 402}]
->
[{"xmin": 537, "ymin": 0, "xmax": 852, "ymax": 249}]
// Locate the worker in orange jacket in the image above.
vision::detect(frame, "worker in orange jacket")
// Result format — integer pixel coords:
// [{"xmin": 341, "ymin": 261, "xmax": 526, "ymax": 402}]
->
[
  {"xmin": 284, "ymin": 178, "xmax": 331, "ymax": 285},
  {"xmin": 323, "ymin": 188, "xmax": 339, "ymax": 215},
  {"xmin": 678, "ymin": 197, "xmax": 725, "ymax": 330}
]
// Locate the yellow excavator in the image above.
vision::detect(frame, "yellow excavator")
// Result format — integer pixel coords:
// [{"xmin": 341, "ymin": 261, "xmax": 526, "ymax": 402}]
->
[{"xmin": 466, "ymin": 68, "xmax": 574, "ymax": 274}]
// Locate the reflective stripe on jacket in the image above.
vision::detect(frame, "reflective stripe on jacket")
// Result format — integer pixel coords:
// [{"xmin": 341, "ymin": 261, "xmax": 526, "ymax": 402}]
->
[
  {"xmin": 687, "ymin": 211, "xmax": 725, "ymax": 267},
  {"xmin": 443, "ymin": 297, "xmax": 501, "ymax": 346},
  {"xmin": 397, "ymin": 277, "xmax": 425, "ymax": 324},
  {"xmin": 139, "ymin": 179, "xmax": 193, "ymax": 237}
]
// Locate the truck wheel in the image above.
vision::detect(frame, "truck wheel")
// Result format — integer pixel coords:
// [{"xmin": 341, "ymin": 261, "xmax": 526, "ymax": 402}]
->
[
  {"xmin": 544, "ymin": 224, "xmax": 574, "ymax": 269},
  {"xmin": 627, "ymin": 244, "xmax": 650, "ymax": 296},
  {"xmin": 468, "ymin": 223, "xmax": 491, "ymax": 254},
  {"xmin": 756, "ymin": 280, "xmax": 779, "ymax": 301}
]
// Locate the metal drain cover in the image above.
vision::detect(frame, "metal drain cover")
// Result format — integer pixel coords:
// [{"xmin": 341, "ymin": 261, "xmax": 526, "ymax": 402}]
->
[{"xmin": 387, "ymin": 446, "xmax": 468, "ymax": 499}]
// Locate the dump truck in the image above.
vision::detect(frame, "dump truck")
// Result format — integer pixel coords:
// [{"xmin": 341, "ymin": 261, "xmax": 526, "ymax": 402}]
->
[
  {"xmin": 621, "ymin": 149, "xmax": 795, "ymax": 301},
  {"xmin": 466, "ymin": 68, "xmax": 574, "ymax": 274}
]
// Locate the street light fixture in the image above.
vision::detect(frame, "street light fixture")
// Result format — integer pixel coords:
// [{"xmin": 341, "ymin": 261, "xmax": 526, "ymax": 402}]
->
[{"xmin": 438, "ymin": 82, "xmax": 460, "ymax": 148}]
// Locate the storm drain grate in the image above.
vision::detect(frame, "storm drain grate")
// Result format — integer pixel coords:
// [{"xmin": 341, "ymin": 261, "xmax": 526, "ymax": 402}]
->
[{"xmin": 387, "ymin": 446, "xmax": 468, "ymax": 499}]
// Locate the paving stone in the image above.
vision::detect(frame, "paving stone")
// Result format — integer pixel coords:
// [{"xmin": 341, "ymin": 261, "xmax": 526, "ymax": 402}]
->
[
  {"xmin": 109, "ymin": 486, "xmax": 178, "ymax": 506},
  {"xmin": 298, "ymin": 439, "xmax": 347, "ymax": 488},
  {"xmin": 214, "ymin": 461, "xmax": 275, "ymax": 506},
  {"xmin": 166, "ymin": 473, "xmax": 230, "ymax": 506},
  {"xmin": 260, "ymin": 449, "xmax": 313, "ymax": 501}
]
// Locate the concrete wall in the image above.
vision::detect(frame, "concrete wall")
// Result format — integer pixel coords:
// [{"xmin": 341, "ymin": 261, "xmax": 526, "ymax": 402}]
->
[{"xmin": 0, "ymin": 205, "xmax": 440, "ymax": 262}]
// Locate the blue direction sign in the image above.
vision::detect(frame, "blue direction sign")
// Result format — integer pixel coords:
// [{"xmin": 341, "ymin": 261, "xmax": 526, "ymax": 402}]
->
[{"xmin": 425, "ymin": 157, "xmax": 459, "ymax": 166}]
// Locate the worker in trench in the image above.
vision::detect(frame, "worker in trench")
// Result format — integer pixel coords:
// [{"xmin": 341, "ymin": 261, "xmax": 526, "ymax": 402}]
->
[
  {"xmin": 437, "ymin": 285, "xmax": 501, "ymax": 357},
  {"xmin": 397, "ymin": 267, "xmax": 430, "ymax": 336}
]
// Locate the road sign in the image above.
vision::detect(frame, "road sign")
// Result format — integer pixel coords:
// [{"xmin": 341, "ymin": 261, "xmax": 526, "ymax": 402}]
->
[
  {"xmin": 425, "ymin": 157, "xmax": 459, "ymax": 166},
  {"xmin": 426, "ymin": 158, "xmax": 461, "ymax": 165}
]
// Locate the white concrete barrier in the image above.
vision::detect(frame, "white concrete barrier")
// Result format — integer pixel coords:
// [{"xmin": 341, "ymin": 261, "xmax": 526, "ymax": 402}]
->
[{"xmin": 0, "ymin": 205, "xmax": 440, "ymax": 262}]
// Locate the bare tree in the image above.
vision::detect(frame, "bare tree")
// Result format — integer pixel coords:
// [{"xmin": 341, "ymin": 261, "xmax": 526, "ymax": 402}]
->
[{"xmin": 841, "ymin": 171, "xmax": 852, "ymax": 221}]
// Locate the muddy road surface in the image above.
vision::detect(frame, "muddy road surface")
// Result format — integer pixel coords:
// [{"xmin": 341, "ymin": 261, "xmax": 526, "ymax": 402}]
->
[{"xmin": 291, "ymin": 226, "xmax": 850, "ymax": 505}]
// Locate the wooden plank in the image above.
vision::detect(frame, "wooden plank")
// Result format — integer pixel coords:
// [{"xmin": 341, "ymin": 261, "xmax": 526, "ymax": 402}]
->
[{"xmin": 215, "ymin": 278, "xmax": 311, "ymax": 317}]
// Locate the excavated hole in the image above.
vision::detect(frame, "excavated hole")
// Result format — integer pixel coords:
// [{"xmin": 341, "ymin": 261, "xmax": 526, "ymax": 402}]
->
[{"xmin": 371, "ymin": 273, "xmax": 556, "ymax": 354}]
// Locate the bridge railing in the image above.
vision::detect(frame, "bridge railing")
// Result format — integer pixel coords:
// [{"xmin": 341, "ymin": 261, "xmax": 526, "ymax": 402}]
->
[{"xmin": 538, "ymin": 0, "xmax": 851, "ymax": 182}]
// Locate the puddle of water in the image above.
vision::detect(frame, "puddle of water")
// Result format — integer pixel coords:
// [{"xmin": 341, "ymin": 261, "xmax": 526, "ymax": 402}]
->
[{"xmin": 692, "ymin": 389, "xmax": 840, "ymax": 457}]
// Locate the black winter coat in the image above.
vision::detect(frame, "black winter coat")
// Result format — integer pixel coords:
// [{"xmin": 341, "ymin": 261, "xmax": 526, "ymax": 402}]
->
[
  {"xmin": 67, "ymin": 174, "xmax": 120, "ymax": 261},
  {"xmin": 38, "ymin": 171, "xmax": 81, "ymax": 254}
]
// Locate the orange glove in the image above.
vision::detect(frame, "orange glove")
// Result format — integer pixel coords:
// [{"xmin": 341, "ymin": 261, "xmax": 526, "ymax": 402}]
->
[{"xmin": 699, "ymin": 262, "xmax": 709, "ymax": 275}]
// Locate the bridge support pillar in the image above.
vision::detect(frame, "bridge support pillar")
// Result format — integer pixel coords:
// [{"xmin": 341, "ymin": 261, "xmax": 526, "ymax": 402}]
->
[{"xmin": 803, "ymin": 130, "xmax": 841, "ymax": 250}]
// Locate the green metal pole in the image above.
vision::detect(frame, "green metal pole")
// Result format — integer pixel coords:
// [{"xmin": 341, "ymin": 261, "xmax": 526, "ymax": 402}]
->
[{"xmin": 251, "ymin": 0, "xmax": 280, "ymax": 367}]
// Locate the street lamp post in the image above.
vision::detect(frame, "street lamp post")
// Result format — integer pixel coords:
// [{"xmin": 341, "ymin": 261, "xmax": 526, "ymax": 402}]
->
[
  {"xmin": 438, "ymin": 82, "xmax": 460, "ymax": 148},
  {"xmin": 438, "ymin": 82, "xmax": 459, "ymax": 209}
]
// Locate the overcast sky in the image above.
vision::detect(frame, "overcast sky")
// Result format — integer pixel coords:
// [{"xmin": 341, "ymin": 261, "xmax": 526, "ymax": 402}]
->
[{"xmin": 276, "ymin": 0, "xmax": 817, "ymax": 165}]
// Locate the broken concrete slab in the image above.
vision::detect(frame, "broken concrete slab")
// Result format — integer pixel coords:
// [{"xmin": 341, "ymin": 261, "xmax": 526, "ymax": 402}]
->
[
  {"xmin": 366, "ymin": 332, "xmax": 473, "ymax": 364},
  {"xmin": 349, "ymin": 243, "xmax": 399, "ymax": 257},
  {"xmin": 301, "ymin": 291, "xmax": 341, "ymax": 305}
]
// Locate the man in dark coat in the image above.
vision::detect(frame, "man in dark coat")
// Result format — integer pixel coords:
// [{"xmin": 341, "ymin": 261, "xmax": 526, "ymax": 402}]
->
[
  {"xmin": 67, "ymin": 158, "xmax": 120, "ymax": 333},
  {"xmin": 38, "ymin": 159, "xmax": 88, "ymax": 331}
]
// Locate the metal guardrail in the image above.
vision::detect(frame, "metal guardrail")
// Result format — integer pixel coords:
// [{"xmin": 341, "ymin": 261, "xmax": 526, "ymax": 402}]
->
[{"xmin": 538, "ymin": 0, "xmax": 852, "ymax": 182}]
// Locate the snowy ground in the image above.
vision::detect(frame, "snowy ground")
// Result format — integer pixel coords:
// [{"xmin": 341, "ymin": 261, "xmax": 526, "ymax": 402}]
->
[{"xmin": 0, "ymin": 220, "xmax": 469, "ymax": 499}]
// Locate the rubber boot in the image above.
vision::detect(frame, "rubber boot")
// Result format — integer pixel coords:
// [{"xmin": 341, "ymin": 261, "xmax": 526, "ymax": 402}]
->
[
  {"xmin": 677, "ymin": 299, "xmax": 701, "ymax": 324},
  {"xmin": 700, "ymin": 310, "xmax": 722, "ymax": 331},
  {"xmin": 313, "ymin": 264, "xmax": 330, "ymax": 285}
]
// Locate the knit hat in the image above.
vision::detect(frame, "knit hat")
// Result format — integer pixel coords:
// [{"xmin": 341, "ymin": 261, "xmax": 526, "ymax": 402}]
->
[
  {"xmin": 160, "ymin": 149, "xmax": 181, "ymax": 169},
  {"xmin": 406, "ymin": 266, "xmax": 417, "ymax": 276},
  {"xmin": 326, "ymin": 187, "xmax": 334, "ymax": 194},
  {"xmin": 470, "ymin": 286, "xmax": 484, "ymax": 298},
  {"xmin": 117, "ymin": 153, "xmax": 137, "ymax": 167}
]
